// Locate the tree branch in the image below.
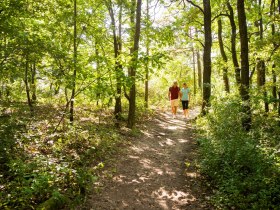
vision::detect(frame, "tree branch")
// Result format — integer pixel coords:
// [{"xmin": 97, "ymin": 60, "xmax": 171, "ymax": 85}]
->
[
  {"xmin": 212, "ymin": 13, "xmax": 229, "ymax": 22},
  {"xmin": 184, "ymin": 0, "xmax": 204, "ymax": 14}
]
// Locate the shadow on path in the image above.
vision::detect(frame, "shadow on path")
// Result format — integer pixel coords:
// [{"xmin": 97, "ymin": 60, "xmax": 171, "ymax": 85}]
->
[{"xmin": 82, "ymin": 108, "xmax": 212, "ymax": 210}]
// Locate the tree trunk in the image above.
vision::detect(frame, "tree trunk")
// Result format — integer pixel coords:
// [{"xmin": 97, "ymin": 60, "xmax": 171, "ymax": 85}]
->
[
  {"xmin": 237, "ymin": 0, "xmax": 252, "ymax": 131},
  {"xmin": 271, "ymin": 0, "xmax": 278, "ymax": 110},
  {"xmin": 95, "ymin": 45, "xmax": 101, "ymax": 106},
  {"xmin": 144, "ymin": 0, "xmax": 150, "ymax": 109},
  {"xmin": 257, "ymin": 0, "xmax": 269, "ymax": 112},
  {"xmin": 192, "ymin": 47, "xmax": 197, "ymax": 96},
  {"xmin": 256, "ymin": 59, "xmax": 269, "ymax": 112},
  {"xmin": 70, "ymin": 0, "xmax": 77, "ymax": 123},
  {"xmin": 272, "ymin": 66, "xmax": 277, "ymax": 110},
  {"xmin": 107, "ymin": 1, "xmax": 123, "ymax": 119},
  {"xmin": 127, "ymin": 0, "xmax": 142, "ymax": 128},
  {"xmin": 218, "ymin": 19, "xmax": 230, "ymax": 93},
  {"xmin": 202, "ymin": 0, "xmax": 212, "ymax": 115},
  {"xmin": 24, "ymin": 56, "xmax": 33, "ymax": 112},
  {"xmin": 227, "ymin": 2, "xmax": 241, "ymax": 87},
  {"xmin": 197, "ymin": 50, "xmax": 202, "ymax": 89},
  {"xmin": 31, "ymin": 62, "xmax": 37, "ymax": 102}
]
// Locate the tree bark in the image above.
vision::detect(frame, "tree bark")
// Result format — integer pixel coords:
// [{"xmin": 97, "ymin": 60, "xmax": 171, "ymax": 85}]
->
[
  {"xmin": 257, "ymin": 0, "xmax": 269, "ymax": 113},
  {"xmin": 271, "ymin": 0, "xmax": 278, "ymax": 110},
  {"xmin": 227, "ymin": 2, "xmax": 241, "ymax": 87},
  {"xmin": 202, "ymin": 0, "xmax": 212, "ymax": 115},
  {"xmin": 144, "ymin": 0, "xmax": 150, "ymax": 109},
  {"xmin": 218, "ymin": 19, "xmax": 230, "ymax": 93},
  {"xmin": 24, "ymin": 55, "xmax": 33, "ymax": 112},
  {"xmin": 197, "ymin": 50, "xmax": 202, "ymax": 89},
  {"xmin": 31, "ymin": 62, "xmax": 37, "ymax": 102},
  {"xmin": 127, "ymin": 0, "xmax": 142, "ymax": 128},
  {"xmin": 192, "ymin": 47, "xmax": 197, "ymax": 96},
  {"xmin": 69, "ymin": 0, "xmax": 77, "ymax": 123},
  {"xmin": 95, "ymin": 45, "xmax": 101, "ymax": 106},
  {"xmin": 237, "ymin": 0, "xmax": 252, "ymax": 131},
  {"xmin": 107, "ymin": 1, "xmax": 123, "ymax": 119}
]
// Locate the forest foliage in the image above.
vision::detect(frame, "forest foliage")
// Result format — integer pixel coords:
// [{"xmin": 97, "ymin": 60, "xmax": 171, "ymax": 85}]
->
[{"xmin": 0, "ymin": 0, "xmax": 280, "ymax": 209}]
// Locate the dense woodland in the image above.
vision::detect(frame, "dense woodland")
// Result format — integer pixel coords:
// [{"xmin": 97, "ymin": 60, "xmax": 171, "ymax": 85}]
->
[{"xmin": 1, "ymin": 0, "xmax": 280, "ymax": 209}]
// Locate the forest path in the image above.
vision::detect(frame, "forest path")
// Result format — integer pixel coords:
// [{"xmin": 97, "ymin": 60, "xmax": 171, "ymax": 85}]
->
[{"xmin": 82, "ymin": 108, "xmax": 212, "ymax": 210}]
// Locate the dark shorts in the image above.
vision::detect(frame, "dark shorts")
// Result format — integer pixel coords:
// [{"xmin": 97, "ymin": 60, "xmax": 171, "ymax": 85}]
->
[{"xmin": 182, "ymin": 100, "xmax": 189, "ymax": 110}]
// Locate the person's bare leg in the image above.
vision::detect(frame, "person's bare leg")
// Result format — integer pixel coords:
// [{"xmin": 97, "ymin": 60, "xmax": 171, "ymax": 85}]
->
[
  {"xmin": 174, "ymin": 106, "xmax": 178, "ymax": 116},
  {"xmin": 171, "ymin": 105, "xmax": 175, "ymax": 117},
  {"xmin": 186, "ymin": 109, "xmax": 189, "ymax": 118}
]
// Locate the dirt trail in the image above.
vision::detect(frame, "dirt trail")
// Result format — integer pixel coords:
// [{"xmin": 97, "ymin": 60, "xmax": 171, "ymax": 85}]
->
[{"xmin": 82, "ymin": 109, "xmax": 212, "ymax": 210}]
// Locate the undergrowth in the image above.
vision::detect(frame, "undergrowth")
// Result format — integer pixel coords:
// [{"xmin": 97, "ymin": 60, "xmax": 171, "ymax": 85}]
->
[
  {"xmin": 196, "ymin": 96, "xmax": 280, "ymax": 209},
  {"xmin": 0, "ymin": 102, "xmax": 129, "ymax": 209}
]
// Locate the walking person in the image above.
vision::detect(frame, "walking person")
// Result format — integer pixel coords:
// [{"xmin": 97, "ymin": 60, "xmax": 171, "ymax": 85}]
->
[
  {"xmin": 180, "ymin": 83, "xmax": 190, "ymax": 118},
  {"xmin": 168, "ymin": 81, "xmax": 180, "ymax": 118}
]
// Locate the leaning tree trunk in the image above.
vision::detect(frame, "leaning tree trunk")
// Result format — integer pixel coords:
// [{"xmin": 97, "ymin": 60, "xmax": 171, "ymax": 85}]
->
[
  {"xmin": 127, "ymin": 0, "xmax": 142, "ymax": 128},
  {"xmin": 202, "ymin": 0, "xmax": 212, "ymax": 115},
  {"xmin": 227, "ymin": 2, "xmax": 241, "ymax": 88},
  {"xmin": 69, "ymin": 0, "xmax": 77, "ymax": 123},
  {"xmin": 237, "ymin": 0, "xmax": 252, "ymax": 131},
  {"xmin": 218, "ymin": 18, "xmax": 230, "ymax": 93}
]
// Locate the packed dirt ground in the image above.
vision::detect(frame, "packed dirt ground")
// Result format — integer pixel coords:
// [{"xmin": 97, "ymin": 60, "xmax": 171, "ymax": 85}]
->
[{"xmin": 81, "ymin": 108, "xmax": 212, "ymax": 210}]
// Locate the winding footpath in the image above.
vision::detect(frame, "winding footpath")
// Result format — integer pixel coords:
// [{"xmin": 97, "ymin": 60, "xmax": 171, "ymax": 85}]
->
[{"xmin": 81, "ymin": 109, "xmax": 212, "ymax": 210}]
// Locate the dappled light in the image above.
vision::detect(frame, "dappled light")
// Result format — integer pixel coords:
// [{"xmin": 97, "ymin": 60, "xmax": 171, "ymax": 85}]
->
[
  {"xmin": 2, "ymin": 0, "xmax": 278, "ymax": 208},
  {"xmin": 85, "ymin": 108, "xmax": 211, "ymax": 209}
]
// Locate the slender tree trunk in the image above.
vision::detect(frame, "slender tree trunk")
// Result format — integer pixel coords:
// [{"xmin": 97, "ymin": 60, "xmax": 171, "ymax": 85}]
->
[
  {"xmin": 144, "ymin": 0, "xmax": 150, "ymax": 108},
  {"xmin": 24, "ymin": 55, "xmax": 33, "ymax": 112},
  {"xmin": 192, "ymin": 47, "xmax": 197, "ymax": 96},
  {"xmin": 127, "ymin": 0, "xmax": 142, "ymax": 128},
  {"xmin": 257, "ymin": 59, "xmax": 269, "ymax": 112},
  {"xmin": 70, "ymin": 0, "xmax": 77, "ymax": 123},
  {"xmin": 95, "ymin": 45, "xmax": 101, "ymax": 106},
  {"xmin": 107, "ymin": 1, "xmax": 123, "ymax": 119},
  {"xmin": 257, "ymin": 0, "xmax": 269, "ymax": 112},
  {"xmin": 227, "ymin": 2, "xmax": 241, "ymax": 87},
  {"xmin": 237, "ymin": 0, "xmax": 252, "ymax": 131},
  {"xmin": 31, "ymin": 62, "xmax": 37, "ymax": 102},
  {"xmin": 197, "ymin": 50, "xmax": 202, "ymax": 89},
  {"xmin": 271, "ymin": 0, "xmax": 278, "ymax": 110},
  {"xmin": 272, "ymin": 66, "xmax": 277, "ymax": 110},
  {"xmin": 202, "ymin": 0, "xmax": 212, "ymax": 115},
  {"xmin": 218, "ymin": 19, "xmax": 230, "ymax": 93}
]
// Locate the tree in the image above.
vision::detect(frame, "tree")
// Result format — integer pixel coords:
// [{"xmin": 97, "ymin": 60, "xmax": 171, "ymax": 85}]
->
[
  {"xmin": 127, "ymin": 0, "xmax": 142, "ymax": 128},
  {"xmin": 217, "ymin": 18, "xmax": 230, "ymax": 93},
  {"xmin": 69, "ymin": 0, "xmax": 77, "ymax": 123},
  {"xmin": 202, "ymin": 0, "xmax": 212, "ymax": 114},
  {"xmin": 106, "ymin": 0, "xmax": 124, "ymax": 120},
  {"xmin": 227, "ymin": 2, "xmax": 241, "ymax": 87},
  {"xmin": 237, "ymin": 0, "xmax": 251, "ymax": 130},
  {"xmin": 144, "ymin": 0, "xmax": 150, "ymax": 108}
]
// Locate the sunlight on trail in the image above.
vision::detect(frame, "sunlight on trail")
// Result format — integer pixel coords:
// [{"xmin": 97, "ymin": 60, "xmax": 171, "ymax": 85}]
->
[
  {"xmin": 86, "ymin": 108, "xmax": 210, "ymax": 210},
  {"xmin": 152, "ymin": 187, "xmax": 196, "ymax": 210}
]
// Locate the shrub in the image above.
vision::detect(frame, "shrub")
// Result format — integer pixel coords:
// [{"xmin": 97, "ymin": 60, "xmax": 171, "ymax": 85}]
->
[{"xmin": 196, "ymin": 96, "xmax": 280, "ymax": 209}]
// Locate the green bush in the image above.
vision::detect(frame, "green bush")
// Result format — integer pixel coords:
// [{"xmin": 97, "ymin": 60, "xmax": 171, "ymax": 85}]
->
[
  {"xmin": 0, "ymin": 103, "xmax": 123, "ymax": 209},
  {"xmin": 196, "ymin": 96, "xmax": 280, "ymax": 209}
]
